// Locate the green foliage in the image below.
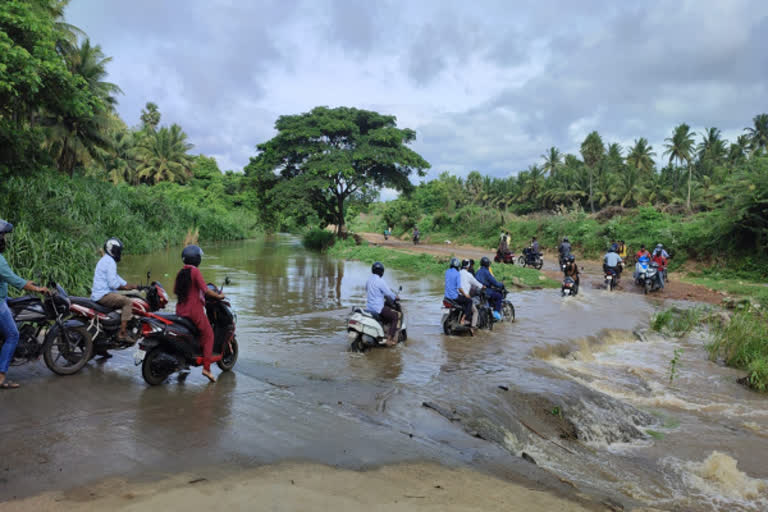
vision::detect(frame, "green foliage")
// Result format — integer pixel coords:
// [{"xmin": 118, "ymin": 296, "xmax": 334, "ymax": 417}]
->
[
  {"xmin": 246, "ymin": 106, "xmax": 430, "ymax": 234},
  {"xmin": 668, "ymin": 348, "xmax": 683, "ymax": 384},
  {"xmin": 707, "ymin": 310, "xmax": 768, "ymax": 390},
  {"xmin": 302, "ymin": 228, "xmax": 336, "ymax": 251},
  {"xmin": 0, "ymin": 171, "xmax": 252, "ymax": 295},
  {"xmin": 650, "ymin": 307, "xmax": 706, "ymax": 336}
]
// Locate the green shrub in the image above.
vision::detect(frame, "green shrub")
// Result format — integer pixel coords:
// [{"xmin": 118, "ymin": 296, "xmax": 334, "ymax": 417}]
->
[{"xmin": 302, "ymin": 228, "xmax": 336, "ymax": 251}]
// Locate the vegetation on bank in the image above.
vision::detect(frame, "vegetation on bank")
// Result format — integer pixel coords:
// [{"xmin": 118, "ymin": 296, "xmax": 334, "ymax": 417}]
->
[
  {"xmin": 651, "ymin": 306, "xmax": 768, "ymax": 391},
  {"xmin": 328, "ymin": 237, "xmax": 559, "ymax": 289},
  {"xmin": 0, "ymin": 171, "xmax": 255, "ymax": 295}
]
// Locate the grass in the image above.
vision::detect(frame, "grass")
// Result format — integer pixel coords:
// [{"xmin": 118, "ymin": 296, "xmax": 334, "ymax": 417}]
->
[
  {"xmin": 681, "ymin": 275, "xmax": 768, "ymax": 306},
  {"xmin": 328, "ymin": 237, "xmax": 560, "ymax": 288},
  {"xmin": 650, "ymin": 307, "xmax": 708, "ymax": 336},
  {"xmin": 645, "ymin": 429, "xmax": 665, "ymax": 440},
  {"xmin": 302, "ymin": 228, "xmax": 336, "ymax": 251},
  {"xmin": 707, "ymin": 309, "xmax": 768, "ymax": 391}
]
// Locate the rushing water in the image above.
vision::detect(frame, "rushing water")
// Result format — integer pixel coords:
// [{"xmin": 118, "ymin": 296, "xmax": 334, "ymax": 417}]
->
[{"xmin": 119, "ymin": 235, "xmax": 768, "ymax": 511}]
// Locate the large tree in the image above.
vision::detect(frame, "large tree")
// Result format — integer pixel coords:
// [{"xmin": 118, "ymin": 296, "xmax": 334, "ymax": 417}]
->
[
  {"xmin": 580, "ymin": 131, "xmax": 605, "ymax": 213},
  {"xmin": 135, "ymin": 124, "xmax": 194, "ymax": 184},
  {"xmin": 626, "ymin": 138, "xmax": 656, "ymax": 175},
  {"xmin": 252, "ymin": 107, "xmax": 430, "ymax": 235},
  {"xmin": 745, "ymin": 113, "xmax": 768, "ymax": 156},
  {"xmin": 663, "ymin": 123, "xmax": 696, "ymax": 210}
]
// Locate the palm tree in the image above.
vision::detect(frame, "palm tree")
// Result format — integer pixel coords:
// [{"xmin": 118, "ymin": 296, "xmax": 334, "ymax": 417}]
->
[
  {"xmin": 745, "ymin": 113, "xmax": 768, "ymax": 155},
  {"xmin": 728, "ymin": 135, "xmax": 750, "ymax": 165},
  {"xmin": 135, "ymin": 124, "xmax": 194, "ymax": 184},
  {"xmin": 519, "ymin": 164, "xmax": 546, "ymax": 207},
  {"xmin": 580, "ymin": 131, "xmax": 605, "ymax": 213},
  {"xmin": 105, "ymin": 128, "xmax": 138, "ymax": 185},
  {"xmin": 663, "ymin": 123, "xmax": 696, "ymax": 210},
  {"xmin": 626, "ymin": 138, "xmax": 656, "ymax": 175},
  {"xmin": 697, "ymin": 127, "xmax": 726, "ymax": 169},
  {"xmin": 541, "ymin": 146, "xmax": 563, "ymax": 178},
  {"xmin": 68, "ymin": 40, "xmax": 122, "ymax": 109}
]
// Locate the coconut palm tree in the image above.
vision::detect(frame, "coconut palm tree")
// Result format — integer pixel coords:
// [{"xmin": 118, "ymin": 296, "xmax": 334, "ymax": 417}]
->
[
  {"xmin": 626, "ymin": 138, "xmax": 656, "ymax": 175},
  {"xmin": 105, "ymin": 128, "xmax": 138, "ymax": 185},
  {"xmin": 580, "ymin": 131, "xmax": 605, "ymax": 213},
  {"xmin": 728, "ymin": 135, "xmax": 750, "ymax": 165},
  {"xmin": 663, "ymin": 123, "xmax": 696, "ymax": 210},
  {"xmin": 135, "ymin": 124, "xmax": 194, "ymax": 184},
  {"xmin": 745, "ymin": 113, "xmax": 768, "ymax": 155},
  {"xmin": 697, "ymin": 127, "xmax": 726, "ymax": 166},
  {"xmin": 541, "ymin": 146, "xmax": 563, "ymax": 178}
]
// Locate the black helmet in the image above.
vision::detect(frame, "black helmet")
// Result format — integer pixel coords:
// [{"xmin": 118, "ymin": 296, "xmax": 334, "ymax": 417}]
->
[
  {"xmin": 480, "ymin": 256, "xmax": 490, "ymax": 267},
  {"xmin": 461, "ymin": 259, "xmax": 470, "ymax": 269},
  {"xmin": 563, "ymin": 237, "xmax": 569, "ymax": 242},
  {"xmin": 0, "ymin": 219, "xmax": 11, "ymax": 253},
  {"xmin": 372, "ymin": 261, "xmax": 384, "ymax": 276},
  {"xmin": 104, "ymin": 237, "xmax": 124, "ymax": 262},
  {"xmin": 568, "ymin": 254, "xmax": 575, "ymax": 263},
  {"xmin": 449, "ymin": 257, "xmax": 460, "ymax": 269},
  {"xmin": 182, "ymin": 245, "xmax": 203, "ymax": 267}
]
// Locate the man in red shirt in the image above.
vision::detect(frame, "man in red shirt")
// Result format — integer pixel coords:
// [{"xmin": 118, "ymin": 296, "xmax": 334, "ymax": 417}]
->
[
  {"xmin": 636, "ymin": 244, "xmax": 650, "ymax": 260},
  {"xmin": 173, "ymin": 245, "xmax": 225, "ymax": 382}
]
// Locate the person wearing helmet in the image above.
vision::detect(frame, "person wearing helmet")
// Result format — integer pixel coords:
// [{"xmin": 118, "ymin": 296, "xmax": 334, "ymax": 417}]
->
[
  {"xmin": 558, "ymin": 237, "xmax": 572, "ymax": 266},
  {"xmin": 174, "ymin": 245, "xmax": 225, "ymax": 382},
  {"xmin": 91, "ymin": 237, "xmax": 139, "ymax": 348},
  {"xmin": 0, "ymin": 220, "xmax": 49, "ymax": 389},
  {"xmin": 365, "ymin": 262, "xmax": 399, "ymax": 346},
  {"xmin": 563, "ymin": 254, "xmax": 580, "ymax": 288},
  {"xmin": 652, "ymin": 244, "xmax": 670, "ymax": 288},
  {"xmin": 460, "ymin": 259, "xmax": 484, "ymax": 297},
  {"xmin": 603, "ymin": 244, "xmax": 623, "ymax": 281},
  {"xmin": 445, "ymin": 257, "xmax": 476, "ymax": 329},
  {"xmin": 476, "ymin": 256, "xmax": 504, "ymax": 320}
]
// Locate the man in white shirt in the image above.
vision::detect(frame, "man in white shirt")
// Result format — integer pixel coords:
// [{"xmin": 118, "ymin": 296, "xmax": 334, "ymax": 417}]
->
[
  {"xmin": 459, "ymin": 259, "xmax": 484, "ymax": 329},
  {"xmin": 91, "ymin": 238, "xmax": 138, "ymax": 346}
]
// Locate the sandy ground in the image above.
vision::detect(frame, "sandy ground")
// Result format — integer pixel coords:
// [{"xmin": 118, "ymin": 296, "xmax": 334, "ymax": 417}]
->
[
  {"xmin": 4, "ymin": 462, "xmax": 600, "ymax": 512},
  {"xmin": 358, "ymin": 233, "xmax": 722, "ymax": 304}
]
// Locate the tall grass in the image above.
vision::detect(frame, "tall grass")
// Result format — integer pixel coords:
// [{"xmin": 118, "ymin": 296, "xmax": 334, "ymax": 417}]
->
[
  {"xmin": 650, "ymin": 307, "xmax": 708, "ymax": 336},
  {"xmin": 0, "ymin": 172, "xmax": 253, "ymax": 295},
  {"xmin": 707, "ymin": 310, "xmax": 768, "ymax": 391}
]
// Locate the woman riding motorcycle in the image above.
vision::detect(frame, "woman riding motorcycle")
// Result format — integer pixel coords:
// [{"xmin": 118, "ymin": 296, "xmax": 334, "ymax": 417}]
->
[
  {"xmin": 173, "ymin": 245, "xmax": 225, "ymax": 383},
  {"xmin": 0, "ymin": 220, "xmax": 49, "ymax": 390}
]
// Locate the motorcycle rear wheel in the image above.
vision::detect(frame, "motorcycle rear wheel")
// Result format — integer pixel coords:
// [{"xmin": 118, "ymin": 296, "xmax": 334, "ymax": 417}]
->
[
  {"xmin": 142, "ymin": 347, "xmax": 173, "ymax": 386},
  {"xmin": 217, "ymin": 337, "xmax": 239, "ymax": 371},
  {"xmin": 43, "ymin": 324, "xmax": 93, "ymax": 376},
  {"xmin": 350, "ymin": 334, "xmax": 365, "ymax": 352}
]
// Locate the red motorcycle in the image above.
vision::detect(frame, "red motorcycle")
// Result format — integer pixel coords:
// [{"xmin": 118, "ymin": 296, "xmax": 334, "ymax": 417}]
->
[
  {"xmin": 135, "ymin": 283, "xmax": 238, "ymax": 386},
  {"xmin": 66, "ymin": 273, "xmax": 168, "ymax": 361},
  {"xmin": 494, "ymin": 248, "xmax": 516, "ymax": 264}
]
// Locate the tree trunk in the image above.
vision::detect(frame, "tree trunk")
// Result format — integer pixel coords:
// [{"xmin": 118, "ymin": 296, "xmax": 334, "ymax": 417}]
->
[
  {"xmin": 335, "ymin": 193, "xmax": 345, "ymax": 236},
  {"xmin": 589, "ymin": 167, "xmax": 595, "ymax": 213},
  {"xmin": 686, "ymin": 163, "xmax": 692, "ymax": 211}
]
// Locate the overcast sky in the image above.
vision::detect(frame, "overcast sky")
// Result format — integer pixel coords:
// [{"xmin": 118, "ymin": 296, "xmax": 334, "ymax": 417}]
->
[{"xmin": 66, "ymin": 0, "xmax": 768, "ymax": 185}]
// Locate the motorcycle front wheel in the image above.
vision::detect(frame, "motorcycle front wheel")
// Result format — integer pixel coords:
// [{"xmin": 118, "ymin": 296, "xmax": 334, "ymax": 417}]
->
[
  {"xmin": 502, "ymin": 302, "xmax": 515, "ymax": 322},
  {"xmin": 644, "ymin": 281, "xmax": 650, "ymax": 295},
  {"xmin": 217, "ymin": 336, "xmax": 239, "ymax": 371},
  {"xmin": 535, "ymin": 259, "xmax": 544, "ymax": 270},
  {"xmin": 43, "ymin": 324, "xmax": 93, "ymax": 375},
  {"xmin": 517, "ymin": 256, "xmax": 525, "ymax": 266}
]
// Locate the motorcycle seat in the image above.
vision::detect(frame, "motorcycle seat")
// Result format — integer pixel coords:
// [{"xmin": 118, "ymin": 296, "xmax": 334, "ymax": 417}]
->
[
  {"xmin": 70, "ymin": 296, "xmax": 115, "ymax": 314},
  {"xmin": 156, "ymin": 313, "xmax": 199, "ymax": 334},
  {"xmin": 7, "ymin": 296, "xmax": 39, "ymax": 308}
]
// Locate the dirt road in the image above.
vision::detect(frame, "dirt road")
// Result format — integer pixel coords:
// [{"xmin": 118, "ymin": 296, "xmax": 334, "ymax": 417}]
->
[{"xmin": 358, "ymin": 233, "xmax": 722, "ymax": 304}]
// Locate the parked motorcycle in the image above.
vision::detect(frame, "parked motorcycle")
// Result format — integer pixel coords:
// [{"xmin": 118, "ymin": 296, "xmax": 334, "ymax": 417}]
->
[
  {"xmin": 2, "ymin": 283, "xmax": 93, "ymax": 375},
  {"xmin": 135, "ymin": 282, "xmax": 238, "ymax": 385},
  {"xmin": 347, "ymin": 287, "xmax": 407, "ymax": 352},
  {"xmin": 67, "ymin": 273, "xmax": 168, "ymax": 359},
  {"xmin": 494, "ymin": 248, "xmax": 516, "ymax": 264},
  {"xmin": 518, "ymin": 248, "xmax": 544, "ymax": 270}
]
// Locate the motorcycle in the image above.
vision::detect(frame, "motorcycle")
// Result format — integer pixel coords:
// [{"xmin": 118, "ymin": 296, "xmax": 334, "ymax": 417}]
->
[
  {"xmin": 67, "ymin": 272, "xmax": 168, "ymax": 359},
  {"xmin": 347, "ymin": 287, "xmax": 407, "ymax": 352},
  {"xmin": 635, "ymin": 260, "xmax": 662, "ymax": 294},
  {"xmin": 494, "ymin": 248, "xmax": 516, "ymax": 264},
  {"xmin": 562, "ymin": 276, "xmax": 579, "ymax": 297},
  {"xmin": 441, "ymin": 290, "xmax": 495, "ymax": 335},
  {"xmin": 497, "ymin": 287, "xmax": 516, "ymax": 321},
  {"xmin": 604, "ymin": 266, "xmax": 619, "ymax": 291},
  {"xmin": 518, "ymin": 248, "xmax": 544, "ymax": 270},
  {"xmin": 135, "ymin": 282, "xmax": 238, "ymax": 385},
  {"xmin": 559, "ymin": 253, "xmax": 571, "ymax": 271},
  {"xmin": 2, "ymin": 283, "xmax": 93, "ymax": 375}
]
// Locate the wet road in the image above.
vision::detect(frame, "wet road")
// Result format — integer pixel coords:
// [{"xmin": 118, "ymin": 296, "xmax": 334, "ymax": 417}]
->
[{"xmin": 1, "ymin": 236, "xmax": 767, "ymax": 510}]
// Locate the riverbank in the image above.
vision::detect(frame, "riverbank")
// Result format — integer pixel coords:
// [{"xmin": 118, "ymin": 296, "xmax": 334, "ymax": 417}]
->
[{"xmin": 4, "ymin": 461, "xmax": 600, "ymax": 512}]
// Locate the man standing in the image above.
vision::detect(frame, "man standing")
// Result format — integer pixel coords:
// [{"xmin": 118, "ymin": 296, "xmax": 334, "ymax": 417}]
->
[{"xmin": 91, "ymin": 238, "xmax": 139, "ymax": 348}]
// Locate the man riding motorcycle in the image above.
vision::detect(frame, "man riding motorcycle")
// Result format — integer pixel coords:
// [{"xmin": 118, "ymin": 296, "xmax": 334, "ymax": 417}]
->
[
  {"xmin": 91, "ymin": 238, "xmax": 140, "ymax": 353},
  {"xmin": 558, "ymin": 237, "xmax": 572, "ymax": 265},
  {"xmin": 476, "ymin": 257, "xmax": 504, "ymax": 321},
  {"xmin": 366, "ymin": 262, "xmax": 400, "ymax": 346},
  {"xmin": 460, "ymin": 259, "xmax": 485, "ymax": 297},
  {"xmin": 0, "ymin": 220, "xmax": 49, "ymax": 390},
  {"xmin": 603, "ymin": 244, "xmax": 623, "ymax": 282},
  {"xmin": 445, "ymin": 257, "xmax": 476, "ymax": 330},
  {"xmin": 636, "ymin": 244, "xmax": 650, "ymax": 261},
  {"xmin": 563, "ymin": 254, "xmax": 580, "ymax": 287},
  {"xmin": 652, "ymin": 244, "xmax": 670, "ymax": 288}
]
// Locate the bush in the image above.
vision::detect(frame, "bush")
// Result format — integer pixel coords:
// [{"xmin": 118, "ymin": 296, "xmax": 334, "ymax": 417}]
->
[
  {"xmin": 302, "ymin": 228, "xmax": 336, "ymax": 251},
  {"xmin": 708, "ymin": 309, "xmax": 768, "ymax": 390}
]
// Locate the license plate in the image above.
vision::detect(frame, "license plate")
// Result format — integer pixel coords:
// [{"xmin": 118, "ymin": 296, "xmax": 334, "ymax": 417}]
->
[
  {"xmin": 606, "ymin": 275, "xmax": 612, "ymax": 280},
  {"xmin": 133, "ymin": 348, "xmax": 146, "ymax": 365}
]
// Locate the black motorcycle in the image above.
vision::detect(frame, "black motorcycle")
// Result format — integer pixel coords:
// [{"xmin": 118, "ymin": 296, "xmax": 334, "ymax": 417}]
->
[
  {"xmin": 1, "ymin": 283, "xmax": 93, "ymax": 375},
  {"xmin": 441, "ymin": 291, "xmax": 494, "ymax": 335},
  {"xmin": 518, "ymin": 248, "xmax": 544, "ymax": 270},
  {"xmin": 135, "ymin": 283, "xmax": 238, "ymax": 385}
]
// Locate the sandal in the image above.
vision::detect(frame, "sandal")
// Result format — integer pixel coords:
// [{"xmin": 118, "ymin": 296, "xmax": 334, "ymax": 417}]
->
[{"xmin": 0, "ymin": 380, "xmax": 20, "ymax": 389}]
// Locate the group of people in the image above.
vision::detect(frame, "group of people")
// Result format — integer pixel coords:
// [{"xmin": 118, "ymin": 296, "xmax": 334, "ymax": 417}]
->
[
  {"xmin": 444, "ymin": 256, "xmax": 505, "ymax": 332},
  {"xmin": 0, "ymin": 218, "xmax": 225, "ymax": 388},
  {"xmin": 603, "ymin": 242, "xmax": 670, "ymax": 287}
]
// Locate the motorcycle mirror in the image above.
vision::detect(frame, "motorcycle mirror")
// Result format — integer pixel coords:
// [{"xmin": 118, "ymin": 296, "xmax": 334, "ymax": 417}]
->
[
  {"xmin": 398, "ymin": 285, "xmax": 402, "ymax": 292},
  {"xmin": 224, "ymin": 276, "xmax": 231, "ymax": 285},
  {"xmin": 146, "ymin": 270, "xmax": 151, "ymax": 284}
]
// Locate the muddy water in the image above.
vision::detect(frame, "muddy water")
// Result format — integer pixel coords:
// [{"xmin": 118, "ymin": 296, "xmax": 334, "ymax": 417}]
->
[{"xmin": 4, "ymin": 235, "xmax": 766, "ymax": 510}]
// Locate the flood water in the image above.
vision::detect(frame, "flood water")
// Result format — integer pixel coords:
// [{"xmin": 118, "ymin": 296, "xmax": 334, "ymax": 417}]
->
[{"xmin": 3, "ymin": 235, "xmax": 767, "ymax": 510}]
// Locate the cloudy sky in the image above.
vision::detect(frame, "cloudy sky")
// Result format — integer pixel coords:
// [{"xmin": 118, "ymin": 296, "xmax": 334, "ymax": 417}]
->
[{"xmin": 67, "ymin": 0, "xmax": 768, "ymax": 184}]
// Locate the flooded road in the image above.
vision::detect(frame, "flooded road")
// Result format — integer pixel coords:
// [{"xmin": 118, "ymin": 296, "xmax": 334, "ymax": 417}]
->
[{"xmin": 2, "ymin": 236, "xmax": 766, "ymax": 510}]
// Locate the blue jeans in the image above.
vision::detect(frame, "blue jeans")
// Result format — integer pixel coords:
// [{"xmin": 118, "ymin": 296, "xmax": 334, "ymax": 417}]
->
[
  {"xmin": 0, "ymin": 299, "xmax": 20, "ymax": 373},
  {"xmin": 485, "ymin": 289, "xmax": 503, "ymax": 312}
]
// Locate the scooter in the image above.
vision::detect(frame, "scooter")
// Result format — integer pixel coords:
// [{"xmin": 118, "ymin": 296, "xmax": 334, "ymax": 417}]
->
[
  {"xmin": 562, "ymin": 276, "xmax": 579, "ymax": 297},
  {"xmin": 2, "ymin": 283, "xmax": 93, "ymax": 375},
  {"xmin": 347, "ymin": 287, "xmax": 407, "ymax": 351},
  {"xmin": 67, "ymin": 272, "xmax": 168, "ymax": 359},
  {"xmin": 135, "ymin": 282, "xmax": 238, "ymax": 385},
  {"xmin": 635, "ymin": 260, "xmax": 662, "ymax": 294}
]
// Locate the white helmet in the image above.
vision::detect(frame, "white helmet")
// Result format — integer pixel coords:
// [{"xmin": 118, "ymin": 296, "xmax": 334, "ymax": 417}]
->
[{"xmin": 105, "ymin": 237, "xmax": 124, "ymax": 262}]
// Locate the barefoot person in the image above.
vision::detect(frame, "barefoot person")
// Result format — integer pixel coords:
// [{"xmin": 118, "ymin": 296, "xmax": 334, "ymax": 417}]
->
[
  {"xmin": 173, "ymin": 245, "xmax": 224, "ymax": 383},
  {"xmin": 0, "ymin": 220, "xmax": 49, "ymax": 390}
]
